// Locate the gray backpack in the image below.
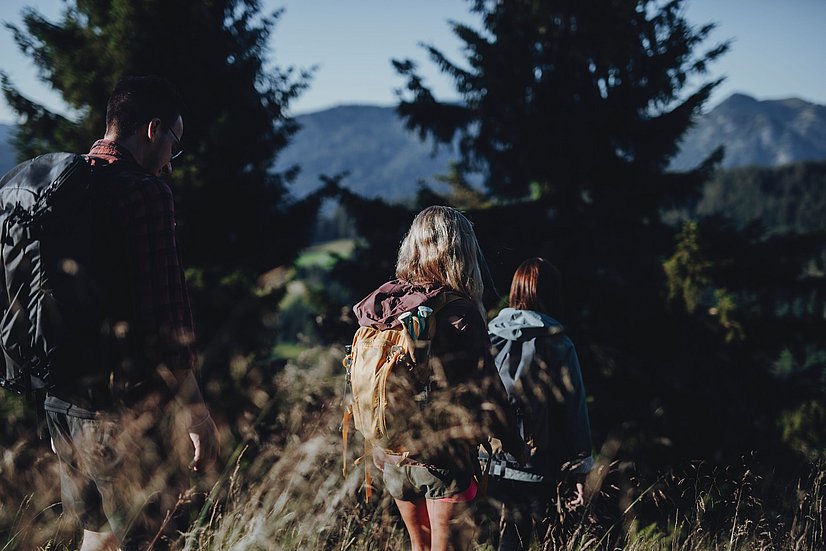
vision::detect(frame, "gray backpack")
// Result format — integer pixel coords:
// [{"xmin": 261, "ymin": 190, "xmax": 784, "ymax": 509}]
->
[{"xmin": 0, "ymin": 152, "xmax": 108, "ymax": 398}]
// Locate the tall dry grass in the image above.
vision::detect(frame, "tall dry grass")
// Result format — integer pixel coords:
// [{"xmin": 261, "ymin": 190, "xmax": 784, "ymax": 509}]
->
[{"xmin": 1, "ymin": 345, "xmax": 824, "ymax": 550}]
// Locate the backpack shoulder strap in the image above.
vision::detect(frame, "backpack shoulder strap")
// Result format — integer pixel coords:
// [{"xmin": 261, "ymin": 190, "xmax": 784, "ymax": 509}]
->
[
  {"xmin": 426, "ymin": 290, "xmax": 465, "ymax": 314},
  {"xmin": 421, "ymin": 290, "xmax": 468, "ymax": 341}
]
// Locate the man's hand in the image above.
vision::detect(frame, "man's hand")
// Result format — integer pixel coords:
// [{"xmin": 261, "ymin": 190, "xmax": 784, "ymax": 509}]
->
[
  {"xmin": 170, "ymin": 369, "xmax": 220, "ymax": 472},
  {"xmin": 567, "ymin": 481, "xmax": 586, "ymax": 509},
  {"xmin": 188, "ymin": 413, "xmax": 219, "ymax": 472}
]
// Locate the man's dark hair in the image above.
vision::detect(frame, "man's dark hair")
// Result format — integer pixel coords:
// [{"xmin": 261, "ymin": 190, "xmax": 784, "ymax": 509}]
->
[{"xmin": 105, "ymin": 75, "xmax": 184, "ymax": 137}]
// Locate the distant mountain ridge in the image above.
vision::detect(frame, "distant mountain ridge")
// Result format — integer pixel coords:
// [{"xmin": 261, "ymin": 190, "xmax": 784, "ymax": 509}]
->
[
  {"xmin": 275, "ymin": 104, "xmax": 457, "ymax": 201},
  {"xmin": 670, "ymin": 93, "xmax": 826, "ymax": 170},
  {"xmin": 2, "ymin": 93, "xmax": 825, "ymax": 199},
  {"xmin": 277, "ymin": 94, "xmax": 826, "ymax": 197}
]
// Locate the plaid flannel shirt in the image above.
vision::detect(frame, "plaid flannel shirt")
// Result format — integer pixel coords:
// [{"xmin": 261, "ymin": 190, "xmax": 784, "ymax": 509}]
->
[{"xmin": 88, "ymin": 140, "xmax": 196, "ymax": 374}]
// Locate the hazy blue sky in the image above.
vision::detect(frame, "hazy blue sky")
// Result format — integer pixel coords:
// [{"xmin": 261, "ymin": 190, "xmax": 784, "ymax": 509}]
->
[{"xmin": 1, "ymin": 0, "xmax": 824, "ymax": 124}]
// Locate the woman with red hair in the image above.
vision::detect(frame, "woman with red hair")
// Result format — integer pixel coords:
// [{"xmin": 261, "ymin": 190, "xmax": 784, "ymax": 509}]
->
[{"xmin": 487, "ymin": 257, "xmax": 593, "ymax": 550}]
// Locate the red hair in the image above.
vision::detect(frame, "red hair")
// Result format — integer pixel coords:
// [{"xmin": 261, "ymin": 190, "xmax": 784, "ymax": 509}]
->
[{"xmin": 508, "ymin": 257, "xmax": 563, "ymax": 318}]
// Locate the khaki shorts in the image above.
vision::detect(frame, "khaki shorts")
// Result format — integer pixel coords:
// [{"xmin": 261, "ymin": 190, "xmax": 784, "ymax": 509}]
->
[
  {"xmin": 382, "ymin": 461, "xmax": 473, "ymax": 501},
  {"xmin": 46, "ymin": 403, "xmax": 191, "ymax": 550}
]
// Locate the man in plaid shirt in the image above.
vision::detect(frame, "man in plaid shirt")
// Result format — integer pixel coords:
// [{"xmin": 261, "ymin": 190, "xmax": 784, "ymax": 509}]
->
[{"xmin": 44, "ymin": 76, "xmax": 219, "ymax": 551}]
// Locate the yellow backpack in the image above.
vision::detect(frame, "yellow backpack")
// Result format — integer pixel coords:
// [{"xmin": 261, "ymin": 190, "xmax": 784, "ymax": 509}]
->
[{"xmin": 341, "ymin": 292, "xmax": 461, "ymax": 498}]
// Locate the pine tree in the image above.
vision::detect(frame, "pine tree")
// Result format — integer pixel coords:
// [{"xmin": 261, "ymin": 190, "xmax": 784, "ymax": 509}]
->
[
  {"xmin": 391, "ymin": 0, "xmax": 730, "ymax": 323},
  {"xmin": 394, "ymin": 0, "xmax": 728, "ymax": 210},
  {"xmin": 391, "ymin": 1, "xmax": 731, "ymax": 313}
]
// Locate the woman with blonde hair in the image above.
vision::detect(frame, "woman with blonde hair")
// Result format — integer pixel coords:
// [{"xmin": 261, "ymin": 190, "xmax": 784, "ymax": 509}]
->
[{"xmin": 352, "ymin": 206, "xmax": 522, "ymax": 551}]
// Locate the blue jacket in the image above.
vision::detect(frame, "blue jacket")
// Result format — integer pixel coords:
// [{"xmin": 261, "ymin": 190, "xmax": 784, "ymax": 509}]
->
[{"xmin": 488, "ymin": 308, "xmax": 593, "ymax": 477}]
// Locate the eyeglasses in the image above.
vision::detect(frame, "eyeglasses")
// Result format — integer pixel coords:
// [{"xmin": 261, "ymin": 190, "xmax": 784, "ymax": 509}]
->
[{"xmin": 167, "ymin": 127, "xmax": 184, "ymax": 160}]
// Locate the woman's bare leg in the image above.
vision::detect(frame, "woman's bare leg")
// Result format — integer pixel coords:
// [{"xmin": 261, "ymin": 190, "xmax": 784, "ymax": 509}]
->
[
  {"xmin": 79, "ymin": 529, "xmax": 118, "ymax": 551},
  {"xmin": 395, "ymin": 498, "xmax": 432, "ymax": 551},
  {"xmin": 426, "ymin": 499, "xmax": 471, "ymax": 551}
]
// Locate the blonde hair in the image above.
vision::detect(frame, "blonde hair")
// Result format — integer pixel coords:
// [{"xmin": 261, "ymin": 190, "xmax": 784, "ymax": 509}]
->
[{"xmin": 396, "ymin": 206, "xmax": 485, "ymax": 309}]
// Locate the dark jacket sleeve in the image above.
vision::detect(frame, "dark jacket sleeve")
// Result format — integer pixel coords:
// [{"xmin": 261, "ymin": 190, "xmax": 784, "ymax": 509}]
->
[
  {"xmin": 430, "ymin": 299, "xmax": 523, "ymax": 455},
  {"xmin": 540, "ymin": 336, "xmax": 593, "ymax": 473}
]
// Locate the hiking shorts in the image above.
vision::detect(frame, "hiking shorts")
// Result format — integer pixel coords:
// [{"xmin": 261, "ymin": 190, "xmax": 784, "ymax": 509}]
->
[
  {"xmin": 46, "ymin": 410, "xmax": 132, "ymax": 538},
  {"xmin": 45, "ymin": 401, "xmax": 191, "ymax": 550},
  {"xmin": 382, "ymin": 461, "xmax": 475, "ymax": 501}
]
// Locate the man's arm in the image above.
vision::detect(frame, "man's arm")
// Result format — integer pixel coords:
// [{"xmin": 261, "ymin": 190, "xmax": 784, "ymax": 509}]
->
[
  {"xmin": 173, "ymin": 368, "xmax": 219, "ymax": 472},
  {"xmin": 122, "ymin": 176, "xmax": 219, "ymax": 470}
]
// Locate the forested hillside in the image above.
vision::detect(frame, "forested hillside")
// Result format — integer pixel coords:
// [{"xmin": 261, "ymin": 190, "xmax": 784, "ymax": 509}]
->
[{"xmin": 698, "ymin": 161, "xmax": 826, "ymax": 234}]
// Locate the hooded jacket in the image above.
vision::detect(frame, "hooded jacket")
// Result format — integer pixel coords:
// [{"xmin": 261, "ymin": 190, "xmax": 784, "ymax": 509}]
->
[
  {"xmin": 353, "ymin": 279, "xmax": 522, "ymax": 470},
  {"xmin": 488, "ymin": 308, "xmax": 593, "ymax": 477}
]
